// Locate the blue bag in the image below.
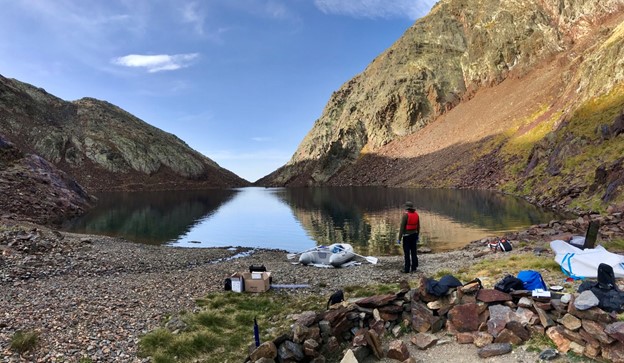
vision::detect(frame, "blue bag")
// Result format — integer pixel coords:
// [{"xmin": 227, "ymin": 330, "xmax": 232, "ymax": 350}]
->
[{"xmin": 517, "ymin": 270, "xmax": 547, "ymax": 290}]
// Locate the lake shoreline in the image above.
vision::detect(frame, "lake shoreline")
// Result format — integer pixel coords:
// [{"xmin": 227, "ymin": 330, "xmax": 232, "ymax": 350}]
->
[{"xmin": 1, "ymin": 214, "xmax": 622, "ymax": 362}]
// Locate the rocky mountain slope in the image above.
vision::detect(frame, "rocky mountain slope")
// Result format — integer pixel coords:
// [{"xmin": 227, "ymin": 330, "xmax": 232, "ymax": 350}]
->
[
  {"xmin": 258, "ymin": 0, "xmax": 624, "ymax": 213},
  {"xmin": 0, "ymin": 135, "xmax": 94, "ymax": 224},
  {"xmin": 0, "ymin": 75, "xmax": 249, "ymax": 192}
]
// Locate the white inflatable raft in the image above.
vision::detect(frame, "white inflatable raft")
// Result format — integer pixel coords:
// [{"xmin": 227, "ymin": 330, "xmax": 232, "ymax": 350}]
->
[{"xmin": 299, "ymin": 243, "xmax": 355, "ymax": 267}]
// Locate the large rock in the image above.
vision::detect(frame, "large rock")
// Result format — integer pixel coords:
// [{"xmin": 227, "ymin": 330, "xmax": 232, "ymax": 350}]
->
[
  {"xmin": 448, "ymin": 303, "xmax": 480, "ymax": 332},
  {"xmin": 477, "ymin": 343, "xmax": 512, "ymax": 358}
]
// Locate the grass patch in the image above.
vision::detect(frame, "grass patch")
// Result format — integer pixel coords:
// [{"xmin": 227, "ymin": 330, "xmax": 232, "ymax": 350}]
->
[
  {"xmin": 139, "ymin": 291, "xmax": 325, "ymax": 362},
  {"xmin": 10, "ymin": 330, "xmax": 38, "ymax": 354},
  {"xmin": 458, "ymin": 254, "xmax": 560, "ymax": 288}
]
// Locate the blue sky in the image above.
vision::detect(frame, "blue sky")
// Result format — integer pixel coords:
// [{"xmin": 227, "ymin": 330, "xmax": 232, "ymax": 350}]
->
[{"xmin": 0, "ymin": 0, "xmax": 436, "ymax": 182}]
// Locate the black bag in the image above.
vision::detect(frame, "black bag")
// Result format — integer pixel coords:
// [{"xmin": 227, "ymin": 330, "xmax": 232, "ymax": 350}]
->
[
  {"xmin": 578, "ymin": 280, "xmax": 624, "ymax": 312},
  {"xmin": 327, "ymin": 290, "xmax": 344, "ymax": 309},
  {"xmin": 494, "ymin": 275, "xmax": 525, "ymax": 293},
  {"xmin": 498, "ymin": 238, "xmax": 513, "ymax": 252},
  {"xmin": 598, "ymin": 263, "xmax": 616, "ymax": 290},
  {"xmin": 249, "ymin": 265, "xmax": 267, "ymax": 273},
  {"xmin": 426, "ymin": 275, "xmax": 463, "ymax": 297},
  {"xmin": 224, "ymin": 277, "xmax": 232, "ymax": 291}
]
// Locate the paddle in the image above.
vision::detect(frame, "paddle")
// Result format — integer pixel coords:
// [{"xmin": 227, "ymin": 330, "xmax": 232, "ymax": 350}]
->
[
  {"xmin": 335, "ymin": 245, "xmax": 378, "ymax": 265},
  {"xmin": 286, "ymin": 246, "xmax": 324, "ymax": 260}
]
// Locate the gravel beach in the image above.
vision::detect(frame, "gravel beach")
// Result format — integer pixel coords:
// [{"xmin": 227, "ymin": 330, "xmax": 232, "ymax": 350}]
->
[{"xmin": 1, "ymin": 216, "xmax": 615, "ymax": 362}]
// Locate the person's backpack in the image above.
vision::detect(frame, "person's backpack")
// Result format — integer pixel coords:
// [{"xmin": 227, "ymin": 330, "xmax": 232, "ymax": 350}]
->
[
  {"xmin": 327, "ymin": 290, "xmax": 344, "ymax": 309},
  {"xmin": 517, "ymin": 270, "xmax": 547, "ymax": 290},
  {"xmin": 488, "ymin": 238, "xmax": 512, "ymax": 252},
  {"xmin": 494, "ymin": 275, "xmax": 525, "ymax": 293},
  {"xmin": 598, "ymin": 263, "xmax": 617, "ymax": 290},
  {"xmin": 497, "ymin": 238, "xmax": 513, "ymax": 252}
]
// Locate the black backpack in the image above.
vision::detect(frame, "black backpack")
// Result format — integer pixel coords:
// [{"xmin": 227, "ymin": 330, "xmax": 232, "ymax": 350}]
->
[
  {"xmin": 327, "ymin": 290, "xmax": 344, "ymax": 309},
  {"xmin": 498, "ymin": 238, "xmax": 513, "ymax": 252},
  {"xmin": 598, "ymin": 263, "xmax": 616, "ymax": 290},
  {"xmin": 494, "ymin": 275, "xmax": 525, "ymax": 293}
]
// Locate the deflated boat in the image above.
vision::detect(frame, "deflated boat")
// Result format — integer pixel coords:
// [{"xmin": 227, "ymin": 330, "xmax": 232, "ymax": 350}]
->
[{"xmin": 299, "ymin": 243, "xmax": 355, "ymax": 267}]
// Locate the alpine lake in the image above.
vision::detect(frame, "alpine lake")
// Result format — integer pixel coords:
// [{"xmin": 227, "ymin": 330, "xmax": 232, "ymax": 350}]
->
[{"xmin": 61, "ymin": 187, "xmax": 568, "ymax": 256}]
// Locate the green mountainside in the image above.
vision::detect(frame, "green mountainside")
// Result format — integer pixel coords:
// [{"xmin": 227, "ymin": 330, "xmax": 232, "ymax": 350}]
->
[{"xmin": 258, "ymin": 0, "xmax": 624, "ymax": 213}]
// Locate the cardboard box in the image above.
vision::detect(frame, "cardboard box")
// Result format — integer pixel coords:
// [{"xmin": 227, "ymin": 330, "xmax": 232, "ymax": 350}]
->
[{"xmin": 242, "ymin": 271, "xmax": 271, "ymax": 293}]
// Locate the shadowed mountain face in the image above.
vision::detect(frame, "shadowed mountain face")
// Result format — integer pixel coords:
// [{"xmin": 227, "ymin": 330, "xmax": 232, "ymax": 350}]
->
[
  {"xmin": 0, "ymin": 75, "xmax": 250, "ymax": 192},
  {"xmin": 0, "ymin": 135, "xmax": 95, "ymax": 224},
  {"xmin": 258, "ymin": 0, "xmax": 624, "ymax": 212}
]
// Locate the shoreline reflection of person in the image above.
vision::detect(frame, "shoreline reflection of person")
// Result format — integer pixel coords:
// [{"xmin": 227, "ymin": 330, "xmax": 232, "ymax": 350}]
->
[{"xmin": 397, "ymin": 201, "xmax": 420, "ymax": 273}]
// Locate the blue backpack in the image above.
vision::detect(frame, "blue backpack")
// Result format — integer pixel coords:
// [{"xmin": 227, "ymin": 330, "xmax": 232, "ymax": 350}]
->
[{"xmin": 517, "ymin": 270, "xmax": 547, "ymax": 290}]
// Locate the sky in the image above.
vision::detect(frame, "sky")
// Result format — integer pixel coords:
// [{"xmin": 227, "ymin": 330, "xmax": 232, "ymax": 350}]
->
[{"xmin": 0, "ymin": 0, "xmax": 437, "ymax": 182}]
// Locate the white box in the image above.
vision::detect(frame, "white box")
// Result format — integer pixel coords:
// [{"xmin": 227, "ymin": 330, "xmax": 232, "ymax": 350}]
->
[
  {"xmin": 230, "ymin": 277, "xmax": 243, "ymax": 293},
  {"xmin": 251, "ymin": 272, "xmax": 263, "ymax": 280}
]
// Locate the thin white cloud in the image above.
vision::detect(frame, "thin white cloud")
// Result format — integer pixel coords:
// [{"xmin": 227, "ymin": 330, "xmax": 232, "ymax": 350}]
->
[
  {"xmin": 181, "ymin": 1, "xmax": 205, "ymax": 35},
  {"xmin": 112, "ymin": 53, "xmax": 199, "ymax": 73},
  {"xmin": 252, "ymin": 137, "xmax": 271, "ymax": 142},
  {"xmin": 313, "ymin": 0, "xmax": 438, "ymax": 20}
]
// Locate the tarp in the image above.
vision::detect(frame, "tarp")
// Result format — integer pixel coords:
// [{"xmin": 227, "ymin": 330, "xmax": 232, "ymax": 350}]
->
[{"xmin": 550, "ymin": 239, "xmax": 624, "ymax": 279}]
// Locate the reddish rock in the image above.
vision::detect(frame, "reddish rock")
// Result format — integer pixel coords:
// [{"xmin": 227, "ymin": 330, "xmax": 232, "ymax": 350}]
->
[
  {"xmin": 559, "ymin": 327, "xmax": 585, "ymax": 346},
  {"xmin": 546, "ymin": 326, "xmax": 571, "ymax": 353},
  {"xmin": 448, "ymin": 303, "xmax": 480, "ymax": 332},
  {"xmin": 411, "ymin": 301, "xmax": 434, "ymax": 333},
  {"xmin": 387, "ymin": 340, "xmax": 410, "ymax": 361},
  {"xmin": 487, "ymin": 305, "xmax": 514, "ymax": 337},
  {"xmin": 456, "ymin": 332, "xmax": 474, "ymax": 344},
  {"xmin": 366, "ymin": 330, "xmax": 382, "ymax": 359},
  {"xmin": 582, "ymin": 319, "xmax": 615, "ymax": 344},
  {"xmin": 411, "ymin": 332, "xmax": 438, "ymax": 349},
  {"xmin": 606, "ymin": 321, "xmax": 624, "ymax": 343},
  {"xmin": 355, "ymin": 294, "xmax": 396, "ymax": 308},
  {"xmin": 579, "ymin": 328, "xmax": 602, "ymax": 349},
  {"xmin": 535, "ymin": 306, "xmax": 555, "ymax": 328},
  {"xmin": 418, "ymin": 276, "xmax": 439, "ymax": 302},
  {"xmin": 568, "ymin": 298, "xmax": 614, "ymax": 323},
  {"xmin": 493, "ymin": 328, "xmax": 523, "ymax": 345},
  {"xmin": 505, "ymin": 320, "xmax": 530, "ymax": 341},
  {"xmin": 476, "ymin": 289, "xmax": 512, "ymax": 303},
  {"xmin": 303, "ymin": 339, "xmax": 320, "ymax": 357},
  {"xmin": 602, "ymin": 341, "xmax": 624, "ymax": 363}
]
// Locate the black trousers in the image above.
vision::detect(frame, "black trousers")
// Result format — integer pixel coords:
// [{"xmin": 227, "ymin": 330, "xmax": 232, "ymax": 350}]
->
[{"xmin": 402, "ymin": 233, "xmax": 419, "ymax": 272}]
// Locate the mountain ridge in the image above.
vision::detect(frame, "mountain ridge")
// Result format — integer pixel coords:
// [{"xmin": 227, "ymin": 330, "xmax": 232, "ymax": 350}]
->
[
  {"xmin": 258, "ymin": 0, "xmax": 624, "ymax": 213},
  {"xmin": 0, "ymin": 75, "xmax": 250, "ymax": 193}
]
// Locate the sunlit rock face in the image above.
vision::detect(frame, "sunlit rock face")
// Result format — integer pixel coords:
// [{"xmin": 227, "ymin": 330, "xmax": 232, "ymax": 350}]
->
[{"xmin": 258, "ymin": 0, "xmax": 624, "ymax": 211}]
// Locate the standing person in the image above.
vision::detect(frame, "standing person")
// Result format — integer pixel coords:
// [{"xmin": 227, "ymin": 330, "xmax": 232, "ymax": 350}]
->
[{"xmin": 397, "ymin": 201, "xmax": 420, "ymax": 273}]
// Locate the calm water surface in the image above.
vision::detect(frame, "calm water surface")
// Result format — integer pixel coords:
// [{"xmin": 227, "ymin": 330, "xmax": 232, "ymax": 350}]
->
[{"xmin": 62, "ymin": 187, "xmax": 566, "ymax": 255}]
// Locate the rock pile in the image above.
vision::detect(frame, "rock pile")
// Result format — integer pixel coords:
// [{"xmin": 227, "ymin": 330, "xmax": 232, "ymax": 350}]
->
[{"xmin": 247, "ymin": 276, "xmax": 624, "ymax": 363}]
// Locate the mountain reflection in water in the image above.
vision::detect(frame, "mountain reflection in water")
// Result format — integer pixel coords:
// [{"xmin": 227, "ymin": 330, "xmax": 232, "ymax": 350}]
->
[{"xmin": 62, "ymin": 187, "xmax": 566, "ymax": 255}]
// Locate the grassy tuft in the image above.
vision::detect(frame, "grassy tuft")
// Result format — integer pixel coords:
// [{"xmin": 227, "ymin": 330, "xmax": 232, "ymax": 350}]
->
[
  {"xmin": 10, "ymin": 330, "xmax": 39, "ymax": 354},
  {"xmin": 139, "ymin": 291, "xmax": 325, "ymax": 362}
]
